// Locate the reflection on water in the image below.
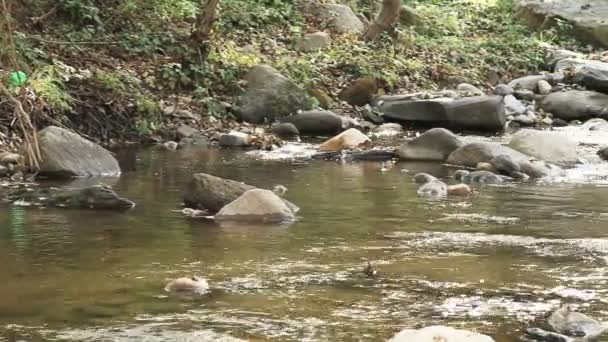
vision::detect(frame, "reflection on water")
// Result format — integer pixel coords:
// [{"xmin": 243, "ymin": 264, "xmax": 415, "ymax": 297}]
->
[{"xmin": 2, "ymin": 145, "xmax": 608, "ymax": 341}]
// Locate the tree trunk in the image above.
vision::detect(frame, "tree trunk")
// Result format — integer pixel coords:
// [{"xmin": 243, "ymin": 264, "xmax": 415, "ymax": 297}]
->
[
  {"xmin": 190, "ymin": 0, "xmax": 220, "ymax": 61},
  {"xmin": 362, "ymin": 0, "xmax": 401, "ymax": 42}
]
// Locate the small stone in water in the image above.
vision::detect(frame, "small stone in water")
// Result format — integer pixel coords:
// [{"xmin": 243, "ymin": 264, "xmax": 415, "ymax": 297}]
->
[{"xmin": 162, "ymin": 141, "xmax": 178, "ymax": 151}]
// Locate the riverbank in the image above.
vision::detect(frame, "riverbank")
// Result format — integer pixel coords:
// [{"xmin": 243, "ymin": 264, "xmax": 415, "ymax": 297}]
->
[{"xmin": 0, "ymin": 0, "xmax": 585, "ymax": 154}]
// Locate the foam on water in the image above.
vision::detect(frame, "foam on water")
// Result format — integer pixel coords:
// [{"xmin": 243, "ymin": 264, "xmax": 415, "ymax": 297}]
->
[
  {"xmin": 386, "ymin": 231, "xmax": 608, "ymax": 260},
  {"xmin": 437, "ymin": 296, "xmax": 560, "ymax": 321},
  {"xmin": 247, "ymin": 143, "xmax": 318, "ymax": 160},
  {"xmin": 438, "ymin": 213, "xmax": 520, "ymax": 225}
]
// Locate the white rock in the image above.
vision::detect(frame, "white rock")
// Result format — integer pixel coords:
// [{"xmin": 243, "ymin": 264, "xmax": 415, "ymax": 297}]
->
[
  {"xmin": 509, "ymin": 129, "xmax": 578, "ymax": 166},
  {"xmin": 165, "ymin": 276, "xmax": 210, "ymax": 295},
  {"xmin": 388, "ymin": 325, "xmax": 495, "ymax": 342},
  {"xmin": 318, "ymin": 128, "xmax": 371, "ymax": 152},
  {"xmin": 215, "ymin": 189, "xmax": 295, "ymax": 223}
]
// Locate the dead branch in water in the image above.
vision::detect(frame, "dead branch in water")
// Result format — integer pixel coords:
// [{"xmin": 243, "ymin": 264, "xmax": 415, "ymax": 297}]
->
[{"xmin": 362, "ymin": 0, "xmax": 401, "ymax": 42}]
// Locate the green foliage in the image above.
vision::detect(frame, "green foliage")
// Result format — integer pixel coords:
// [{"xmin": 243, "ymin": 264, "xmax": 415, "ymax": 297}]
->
[
  {"xmin": 218, "ymin": 0, "xmax": 303, "ymax": 34},
  {"xmin": 56, "ymin": 0, "xmax": 103, "ymax": 28},
  {"xmin": 29, "ymin": 64, "xmax": 74, "ymax": 112}
]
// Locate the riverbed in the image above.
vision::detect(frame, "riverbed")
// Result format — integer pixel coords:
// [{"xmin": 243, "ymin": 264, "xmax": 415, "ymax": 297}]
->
[{"xmin": 2, "ymin": 129, "xmax": 608, "ymax": 341}]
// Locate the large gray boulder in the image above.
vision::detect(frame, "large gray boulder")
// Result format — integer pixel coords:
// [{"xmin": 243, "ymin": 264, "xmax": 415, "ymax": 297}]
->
[
  {"xmin": 282, "ymin": 110, "xmax": 343, "ymax": 136},
  {"xmin": 398, "ymin": 128, "xmax": 463, "ymax": 161},
  {"xmin": 36, "ymin": 126, "xmax": 121, "ymax": 178},
  {"xmin": 516, "ymin": 0, "xmax": 608, "ymax": 48},
  {"xmin": 388, "ymin": 326, "xmax": 495, "ymax": 342},
  {"xmin": 314, "ymin": 4, "xmax": 364, "ymax": 34},
  {"xmin": 509, "ymin": 129, "xmax": 579, "ymax": 166},
  {"xmin": 573, "ymin": 61, "xmax": 608, "ymax": 94},
  {"xmin": 447, "ymin": 142, "xmax": 550, "ymax": 178},
  {"xmin": 541, "ymin": 90, "xmax": 608, "ymax": 120},
  {"xmin": 215, "ymin": 189, "xmax": 295, "ymax": 223},
  {"xmin": 555, "ymin": 57, "xmax": 607, "ymax": 72},
  {"xmin": 377, "ymin": 95, "xmax": 506, "ymax": 132},
  {"xmin": 416, "ymin": 180, "xmax": 448, "ymax": 198},
  {"xmin": 237, "ymin": 65, "xmax": 312, "ymax": 123},
  {"xmin": 183, "ymin": 173, "xmax": 298, "ymax": 214}
]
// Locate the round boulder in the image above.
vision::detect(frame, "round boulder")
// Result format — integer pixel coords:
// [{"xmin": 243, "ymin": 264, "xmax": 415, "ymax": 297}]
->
[
  {"xmin": 215, "ymin": 189, "xmax": 295, "ymax": 223},
  {"xmin": 282, "ymin": 110, "xmax": 343, "ymax": 136},
  {"xmin": 398, "ymin": 128, "xmax": 463, "ymax": 161},
  {"xmin": 508, "ymin": 129, "xmax": 578, "ymax": 166}
]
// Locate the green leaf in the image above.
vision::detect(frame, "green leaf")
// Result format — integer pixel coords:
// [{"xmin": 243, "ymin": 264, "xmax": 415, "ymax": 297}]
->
[{"xmin": 8, "ymin": 71, "xmax": 28, "ymax": 90}]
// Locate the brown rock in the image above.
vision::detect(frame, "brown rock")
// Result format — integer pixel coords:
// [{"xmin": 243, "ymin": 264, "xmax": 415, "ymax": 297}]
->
[
  {"xmin": 319, "ymin": 128, "xmax": 371, "ymax": 152},
  {"xmin": 447, "ymin": 184, "xmax": 472, "ymax": 196}
]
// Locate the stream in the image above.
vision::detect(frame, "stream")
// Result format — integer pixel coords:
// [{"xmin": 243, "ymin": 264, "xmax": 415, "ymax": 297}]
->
[{"xmin": 2, "ymin": 126, "xmax": 608, "ymax": 341}]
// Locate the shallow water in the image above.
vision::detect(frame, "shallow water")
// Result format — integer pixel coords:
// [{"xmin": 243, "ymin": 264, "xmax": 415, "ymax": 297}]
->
[{"xmin": 2, "ymin": 134, "xmax": 608, "ymax": 341}]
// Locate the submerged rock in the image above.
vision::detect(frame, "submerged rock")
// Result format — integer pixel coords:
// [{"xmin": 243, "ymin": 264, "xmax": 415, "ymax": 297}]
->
[
  {"xmin": 447, "ymin": 142, "xmax": 550, "ymax": 178},
  {"xmin": 162, "ymin": 141, "xmax": 179, "ymax": 151},
  {"xmin": 509, "ymin": 129, "xmax": 579, "ymax": 166},
  {"xmin": 525, "ymin": 328, "xmax": 573, "ymax": 342},
  {"xmin": 215, "ymin": 189, "xmax": 295, "ymax": 223},
  {"xmin": 461, "ymin": 170, "xmax": 507, "ymax": 184},
  {"xmin": 237, "ymin": 64, "xmax": 312, "ymax": 123},
  {"xmin": 548, "ymin": 306, "xmax": 608, "ymax": 339},
  {"xmin": 417, "ymin": 180, "xmax": 448, "ymax": 198},
  {"xmin": 318, "ymin": 128, "xmax": 370, "ymax": 152},
  {"xmin": 36, "ymin": 126, "xmax": 121, "ymax": 178},
  {"xmin": 183, "ymin": 173, "xmax": 297, "ymax": 214},
  {"xmin": 282, "ymin": 110, "xmax": 343, "ymax": 136},
  {"xmin": 344, "ymin": 149, "xmax": 396, "ymax": 161},
  {"xmin": 447, "ymin": 183, "xmax": 472, "ymax": 196},
  {"xmin": 165, "ymin": 276, "xmax": 209, "ymax": 295},
  {"xmin": 388, "ymin": 325, "xmax": 495, "ymax": 342},
  {"xmin": 541, "ymin": 90, "xmax": 608, "ymax": 120},
  {"xmin": 11, "ymin": 184, "xmax": 135, "ymax": 210},
  {"xmin": 413, "ymin": 173, "xmax": 437, "ymax": 184},
  {"xmin": 490, "ymin": 154, "xmax": 521, "ymax": 176},
  {"xmin": 398, "ymin": 128, "xmax": 463, "ymax": 161}
]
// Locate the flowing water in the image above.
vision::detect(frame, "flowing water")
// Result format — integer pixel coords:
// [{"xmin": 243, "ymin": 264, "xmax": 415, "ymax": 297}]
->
[{"xmin": 2, "ymin": 129, "xmax": 608, "ymax": 341}]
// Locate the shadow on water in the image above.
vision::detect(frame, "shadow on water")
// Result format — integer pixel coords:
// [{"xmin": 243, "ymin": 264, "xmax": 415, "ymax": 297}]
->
[{"xmin": 2, "ymin": 146, "xmax": 608, "ymax": 341}]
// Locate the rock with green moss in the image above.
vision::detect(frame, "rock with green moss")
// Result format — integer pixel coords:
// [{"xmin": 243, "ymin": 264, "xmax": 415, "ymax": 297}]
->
[{"xmin": 237, "ymin": 65, "xmax": 312, "ymax": 124}]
